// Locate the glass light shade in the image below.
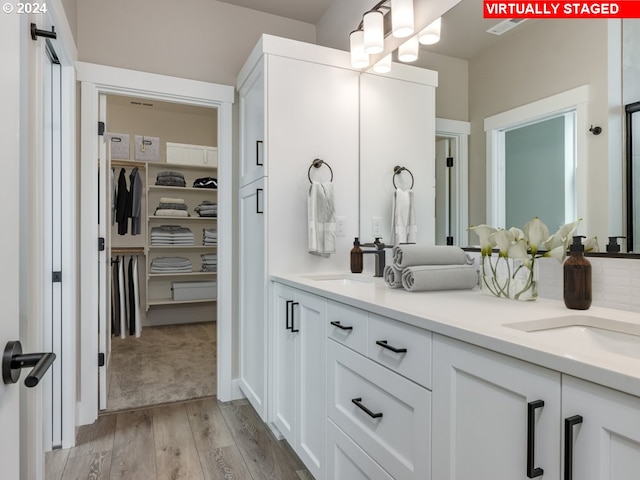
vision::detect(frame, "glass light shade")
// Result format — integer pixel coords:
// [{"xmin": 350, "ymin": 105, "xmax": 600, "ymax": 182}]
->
[
  {"xmin": 398, "ymin": 36, "xmax": 419, "ymax": 62},
  {"xmin": 373, "ymin": 54, "xmax": 392, "ymax": 73},
  {"xmin": 391, "ymin": 0, "xmax": 414, "ymax": 38},
  {"xmin": 419, "ymin": 17, "xmax": 441, "ymax": 45},
  {"xmin": 350, "ymin": 30, "xmax": 369, "ymax": 69},
  {"xmin": 363, "ymin": 10, "xmax": 384, "ymax": 54}
]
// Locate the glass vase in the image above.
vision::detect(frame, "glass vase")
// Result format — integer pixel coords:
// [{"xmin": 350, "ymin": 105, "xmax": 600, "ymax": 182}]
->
[{"xmin": 480, "ymin": 255, "xmax": 538, "ymax": 301}]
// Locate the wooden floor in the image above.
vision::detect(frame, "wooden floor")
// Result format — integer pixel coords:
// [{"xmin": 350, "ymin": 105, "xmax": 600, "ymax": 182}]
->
[{"xmin": 46, "ymin": 398, "xmax": 313, "ymax": 480}]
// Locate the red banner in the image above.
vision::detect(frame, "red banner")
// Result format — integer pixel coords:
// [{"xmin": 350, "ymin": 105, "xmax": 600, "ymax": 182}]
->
[{"xmin": 484, "ymin": 1, "xmax": 640, "ymax": 18}]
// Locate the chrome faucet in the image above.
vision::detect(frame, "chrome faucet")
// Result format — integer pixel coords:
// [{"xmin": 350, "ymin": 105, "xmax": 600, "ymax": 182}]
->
[{"xmin": 362, "ymin": 238, "xmax": 387, "ymax": 277}]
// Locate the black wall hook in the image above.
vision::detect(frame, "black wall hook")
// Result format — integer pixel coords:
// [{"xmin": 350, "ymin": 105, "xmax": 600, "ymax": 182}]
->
[
  {"xmin": 31, "ymin": 23, "xmax": 57, "ymax": 41},
  {"xmin": 589, "ymin": 125, "xmax": 602, "ymax": 135}
]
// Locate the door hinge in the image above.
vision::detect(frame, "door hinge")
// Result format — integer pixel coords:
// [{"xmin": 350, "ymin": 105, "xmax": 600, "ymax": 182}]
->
[
  {"xmin": 52, "ymin": 271, "xmax": 62, "ymax": 283},
  {"xmin": 446, "ymin": 236, "xmax": 454, "ymax": 245},
  {"xmin": 446, "ymin": 157, "xmax": 454, "ymax": 168},
  {"xmin": 98, "ymin": 237, "xmax": 105, "ymax": 251},
  {"xmin": 98, "ymin": 353, "xmax": 105, "ymax": 367},
  {"xmin": 98, "ymin": 121, "xmax": 105, "ymax": 136}
]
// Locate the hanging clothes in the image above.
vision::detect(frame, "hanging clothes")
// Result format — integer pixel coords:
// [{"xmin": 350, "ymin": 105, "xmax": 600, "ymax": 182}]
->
[
  {"xmin": 129, "ymin": 167, "xmax": 143, "ymax": 235},
  {"xmin": 118, "ymin": 255, "xmax": 127, "ymax": 338},
  {"xmin": 128, "ymin": 257, "xmax": 136, "ymax": 336},
  {"xmin": 132, "ymin": 256, "xmax": 142, "ymax": 338},
  {"xmin": 115, "ymin": 168, "xmax": 131, "ymax": 235},
  {"xmin": 111, "ymin": 258, "xmax": 121, "ymax": 337},
  {"xmin": 111, "ymin": 168, "xmax": 116, "ymax": 226}
]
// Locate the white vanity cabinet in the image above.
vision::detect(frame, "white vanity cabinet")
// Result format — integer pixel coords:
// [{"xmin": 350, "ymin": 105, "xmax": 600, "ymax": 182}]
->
[
  {"xmin": 272, "ymin": 283, "xmax": 327, "ymax": 480},
  {"xmin": 432, "ymin": 334, "xmax": 562, "ymax": 480},
  {"xmin": 563, "ymin": 375, "xmax": 640, "ymax": 480}
]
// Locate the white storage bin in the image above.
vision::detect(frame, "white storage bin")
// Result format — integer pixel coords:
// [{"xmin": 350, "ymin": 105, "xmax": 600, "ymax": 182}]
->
[
  {"xmin": 105, "ymin": 132, "xmax": 130, "ymax": 160},
  {"xmin": 166, "ymin": 142, "xmax": 218, "ymax": 167},
  {"xmin": 171, "ymin": 280, "xmax": 217, "ymax": 301},
  {"xmin": 134, "ymin": 135, "xmax": 160, "ymax": 162}
]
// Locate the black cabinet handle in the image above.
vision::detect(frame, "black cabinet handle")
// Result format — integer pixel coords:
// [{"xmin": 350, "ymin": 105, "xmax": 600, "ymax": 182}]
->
[
  {"xmin": 285, "ymin": 300, "xmax": 293, "ymax": 330},
  {"xmin": 291, "ymin": 302, "xmax": 299, "ymax": 333},
  {"xmin": 352, "ymin": 397, "xmax": 383, "ymax": 419},
  {"xmin": 256, "ymin": 140, "xmax": 263, "ymax": 166},
  {"xmin": 376, "ymin": 340, "xmax": 407, "ymax": 354},
  {"xmin": 527, "ymin": 400, "xmax": 545, "ymax": 478},
  {"xmin": 256, "ymin": 188, "xmax": 263, "ymax": 214},
  {"xmin": 330, "ymin": 321, "xmax": 353, "ymax": 331},
  {"xmin": 564, "ymin": 415, "xmax": 583, "ymax": 480},
  {"xmin": 2, "ymin": 340, "xmax": 56, "ymax": 388}
]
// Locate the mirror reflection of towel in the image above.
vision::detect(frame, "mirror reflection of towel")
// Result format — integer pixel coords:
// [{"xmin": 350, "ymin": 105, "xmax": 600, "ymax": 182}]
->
[
  {"xmin": 391, "ymin": 188, "xmax": 417, "ymax": 245},
  {"xmin": 308, "ymin": 181, "xmax": 336, "ymax": 256}
]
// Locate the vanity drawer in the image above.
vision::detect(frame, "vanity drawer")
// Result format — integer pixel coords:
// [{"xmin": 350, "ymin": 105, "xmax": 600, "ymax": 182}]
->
[
  {"xmin": 327, "ymin": 419, "xmax": 394, "ymax": 480},
  {"xmin": 367, "ymin": 313, "xmax": 432, "ymax": 389},
  {"xmin": 327, "ymin": 300, "xmax": 368, "ymax": 356},
  {"xmin": 327, "ymin": 340, "xmax": 431, "ymax": 480}
]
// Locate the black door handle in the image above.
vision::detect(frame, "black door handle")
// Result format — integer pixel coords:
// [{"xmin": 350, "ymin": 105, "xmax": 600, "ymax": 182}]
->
[
  {"xmin": 2, "ymin": 340, "xmax": 56, "ymax": 388},
  {"xmin": 352, "ymin": 397, "xmax": 383, "ymax": 419},
  {"xmin": 527, "ymin": 399, "xmax": 545, "ymax": 478},
  {"xmin": 256, "ymin": 140, "xmax": 263, "ymax": 166},
  {"xmin": 376, "ymin": 340, "xmax": 407, "ymax": 353},
  {"xmin": 256, "ymin": 188, "xmax": 264, "ymax": 214},
  {"xmin": 564, "ymin": 415, "xmax": 583, "ymax": 480},
  {"xmin": 291, "ymin": 302, "xmax": 299, "ymax": 333},
  {"xmin": 330, "ymin": 321, "xmax": 353, "ymax": 331},
  {"xmin": 285, "ymin": 300, "xmax": 293, "ymax": 330}
]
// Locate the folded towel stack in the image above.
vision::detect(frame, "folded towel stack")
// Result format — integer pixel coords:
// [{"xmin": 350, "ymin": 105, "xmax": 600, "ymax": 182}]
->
[
  {"xmin": 150, "ymin": 226, "xmax": 195, "ymax": 246},
  {"xmin": 195, "ymin": 200, "xmax": 217, "ymax": 217},
  {"xmin": 384, "ymin": 245, "xmax": 477, "ymax": 292},
  {"xmin": 155, "ymin": 170, "xmax": 186, "ymax": 187},
  {"xmin": 154, "ymin": 197, "xmax": 190, "ymax": 217},
  {"xmin": 149, "ymin": 256, "xmax": 192, "ymax": 274},
  {"xmin": 201, "ymin": 253, "xmax": 217, "ymax": 272},
  {"xmin": 203, "ymin": 228, "xmax": 217, "ymax": 246}
]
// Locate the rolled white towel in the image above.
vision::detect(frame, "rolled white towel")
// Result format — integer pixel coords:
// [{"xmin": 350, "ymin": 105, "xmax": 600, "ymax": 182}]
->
[
  {"xmin": 401, "ymin": 265, "xmax": 478, "ymax": 292},
  {"xmin": 383, "ymin": 264, "xmax": 404, "ymax": 288},
  {"xmin": 393, "ymin": 245, "xmax": 473, "ymax": 269}
]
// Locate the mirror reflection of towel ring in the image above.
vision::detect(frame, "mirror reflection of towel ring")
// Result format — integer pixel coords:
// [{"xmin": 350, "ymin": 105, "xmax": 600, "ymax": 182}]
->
[
  {"xmin": 308, "ymin": 158, "xmax": 334, "ymax": 183},
  {"xmin": 393, "ymin": 165, "xmax": 414, "ymax": 189}
]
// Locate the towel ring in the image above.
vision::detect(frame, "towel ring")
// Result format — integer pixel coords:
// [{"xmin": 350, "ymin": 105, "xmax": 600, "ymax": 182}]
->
[
  {"xmin": 308, "ymin": 158, "xmax": 334, "ymax": 183},
  {"xmin": 393, "ymin": 166, "xmax": 414, "ymax": 189}
]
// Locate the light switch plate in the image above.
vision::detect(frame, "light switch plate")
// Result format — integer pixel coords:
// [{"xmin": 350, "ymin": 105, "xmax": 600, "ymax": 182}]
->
[
  {"xmin": 372, "ymin": 217, "xmax": 382, "ymax": 237},
  {"xmin": 335, "ymin": 216, "xmax": 346, "ymax": 237}
]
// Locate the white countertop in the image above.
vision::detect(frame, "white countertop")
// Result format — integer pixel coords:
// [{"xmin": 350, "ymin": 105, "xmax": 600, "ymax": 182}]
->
[{"xmin": 271, "ymin": 272, "xmax": 640, "ymax": 397}]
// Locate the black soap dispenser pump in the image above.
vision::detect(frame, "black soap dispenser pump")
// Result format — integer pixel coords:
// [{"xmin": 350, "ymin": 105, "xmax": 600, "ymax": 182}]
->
[
  {"xmin": 563, "ymin": 236, "xmax": 592, "ymax": 310},
  {"xmin": 350, "ymin": 237, "xmax": 363, "ymax": 274}
]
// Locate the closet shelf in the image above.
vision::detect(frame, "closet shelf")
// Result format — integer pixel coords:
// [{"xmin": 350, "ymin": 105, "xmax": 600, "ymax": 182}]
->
[
  {"xmin": 148, "ymin": 271, "xmax": 217, "ymax": 278},
  {"xmin": 148, "ymin": 298, "xmax": 217, "ymax": 306},
  {"xmin": 148, "ymin": 163, "xmax": 217, "ymax": 172},
  {"xmin": 148, "ymin": 245, "xmax": 217, "ymax": 250},
  {"xmin": 149, "ymin": 216, "xmax": 217, "ymax": 221},
  {"xmin": 148, "ymin": 185, "xmax": 218, "ymax": 193}
]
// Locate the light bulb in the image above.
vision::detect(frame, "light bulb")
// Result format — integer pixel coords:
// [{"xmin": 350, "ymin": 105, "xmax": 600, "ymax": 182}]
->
[
  {"xmin": 363, "ymin": 10, "xmax": 384, "ymax": 55},
  {"xmin": 350, "ymin": 30, "xmax": 369, "ymax": 69},
  {"xmin": 373, "ymin": 54, "xmax": 392, "ymax": 73},
  {"xmin": 391, "ymin": 0, "xmax": 414, "ymax": 38},
  {"xmin": 419, "ymin": 17, "xmax": 441, "ymax": 45},
  {"xmin": 398, "ymin": 36, "xmax": 419, "ymax": 63}
]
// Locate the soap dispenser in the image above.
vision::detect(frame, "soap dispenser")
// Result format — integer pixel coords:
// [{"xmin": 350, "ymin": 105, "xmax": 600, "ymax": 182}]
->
[
  {"xmin": 606, "ymin": 236, "xmax": 625, "ymax": 254},
  {"xmin": 351, "ymin": 237, "xmax": 363, "ymax": 273},
  {"xmin": 564, "ymin": 235, "xmax": 592, "ymax": 310}
]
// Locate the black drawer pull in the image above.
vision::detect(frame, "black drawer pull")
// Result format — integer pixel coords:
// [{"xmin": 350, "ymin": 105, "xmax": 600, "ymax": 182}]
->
[
  {"xmin": 330, "ymin": 321, "xmax": 353, "ymax": 331},
  {"xmin": 376, "ymin": 340, "xmax": 407, "ymax": 354},
  {"xmin": 256, "ymin": 140, "xmax": 263, "ymax": 166},
  {"xmin": 291, "ymin": 302, "xmax": 299, "ymax": 333},
  {"xmin": 351, "ymin": 397, "xmax": 383, "ymax": 419},
  {"xmin": 527, "ymin": 399, "xmax": 545, "ymax": 478},
  {"xmin": 564, "ymin": 415, "xmax": 583, "ymax": 480},
  {"xmin": 285, "ymin": 300, "xmax": 293, "ymax": 330}
]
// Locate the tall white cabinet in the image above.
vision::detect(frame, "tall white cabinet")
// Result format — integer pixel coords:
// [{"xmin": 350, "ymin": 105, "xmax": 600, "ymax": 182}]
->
[{"xmin": 236, "ymin": 35, "xmax": 360, "ymax": 421}]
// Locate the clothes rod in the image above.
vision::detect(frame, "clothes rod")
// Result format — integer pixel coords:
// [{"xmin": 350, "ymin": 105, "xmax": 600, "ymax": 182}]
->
[
  {"xmin": 110, "ymin": 160, "xmax": 147, "ymax": 168},
  {"xmin": 111, "ymin": 247, "xmax": 145, "ymax": 254}
]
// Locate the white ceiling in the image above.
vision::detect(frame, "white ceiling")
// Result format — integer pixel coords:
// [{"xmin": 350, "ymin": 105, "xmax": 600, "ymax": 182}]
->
[{"xmin": 217, "ymin": 0, "xmax": 534, "ymax": 61}]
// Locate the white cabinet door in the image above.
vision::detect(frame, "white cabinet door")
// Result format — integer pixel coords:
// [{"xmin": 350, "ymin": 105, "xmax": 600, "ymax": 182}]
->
[
  {"xmin": 238, "ymin": 178, "xmax": 267, "ymax": 419},
  {"xmin": 432, "ymin": 334, "xmax": 561, "ymax": 480},
  {"xmin": 238, "ymin": 58, "xmax": 265, "ymax": 187},
  {"xmin": 563, "ymin": 375, "xmax": 640, "ymax": 480},
  {"xmin": 296, "ymin": 290, "xmax": 327, "ymax": 480},
  {"xmin": 272, "ymin": 282, "xmax": 297, "ymax": 445}
]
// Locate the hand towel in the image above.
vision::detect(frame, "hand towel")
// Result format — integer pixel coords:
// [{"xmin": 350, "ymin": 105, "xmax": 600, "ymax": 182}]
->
[
  {"xmin": 393, "ymin": 244, "xmax": 474, "ymax": 269},
  {"xmin": 383, "ymin": 264, "xmax": 404, "ymax": 288},
  {"xmin": 391, "ymin": 188, "xmax": 417, "ymax": 245},
  {"xmin": 308, "ymin": 181, "xmax": 336, "ymax": 256},
  {"xmin": 401, "ymin": 265, "xmax": 478, "ymax": 292}
]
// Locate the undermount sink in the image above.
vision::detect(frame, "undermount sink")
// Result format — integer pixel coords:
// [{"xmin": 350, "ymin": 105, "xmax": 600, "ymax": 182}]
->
[
  {"xmin": 303, "ymin": 273, "xmax": 374, "ymax": 286},
  {"xmin": 504, "ymin": 315, "xmax": 640, "ymax": 359}
]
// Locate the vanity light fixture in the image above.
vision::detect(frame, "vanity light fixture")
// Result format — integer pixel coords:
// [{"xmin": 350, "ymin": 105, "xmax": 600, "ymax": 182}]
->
[
  {"xmin": 418, "ymin": 17, "xmax": 441, "ymax": 45},
  {"xmin": 398, "ymin": 35, "xmax": 419, "ymax": 62},
  {"xmin": 350, "ymin": 29, "xmax": 370, "ymax": 68},
  {"xmin": 363, "ymin": 9, "xmax": 384, "ymax": 54},
  {"xmin": 373, "ymin": 53, "xmax": 392, "ymax": 73},
  {"xmin": 391, "ymin": 0, "xmax": 414, "ymax": 38}
]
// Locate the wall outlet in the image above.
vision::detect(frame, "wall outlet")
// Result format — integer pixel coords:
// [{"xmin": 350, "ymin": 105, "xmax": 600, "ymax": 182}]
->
[
  {"xmin": 335, "ymin": 216, "xmax": 346, "ymax": 237},
  {"xmin": 371, "ymin": 217, "xmax": 382, "ymax": 237}
]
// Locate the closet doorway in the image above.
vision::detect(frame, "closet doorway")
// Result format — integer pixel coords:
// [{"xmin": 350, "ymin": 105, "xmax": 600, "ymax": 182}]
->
[
  {"xmin": 99, "ymin": 95, "xmax": 219, "ymax": 412},
  {"xmin": 77, "ymin": 63, "xmax": 235, "ymax": 426}
]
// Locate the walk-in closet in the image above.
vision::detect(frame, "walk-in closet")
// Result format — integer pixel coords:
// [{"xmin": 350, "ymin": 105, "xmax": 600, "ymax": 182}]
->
[{"xmin": 99, "ymin": 95, "xmax": 219, "ymax": 412}]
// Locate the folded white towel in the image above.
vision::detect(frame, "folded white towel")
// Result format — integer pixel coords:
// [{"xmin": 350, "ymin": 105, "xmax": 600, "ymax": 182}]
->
[
  {"xmin": 383, "ymin": 264, "xmax": 403, "ymax": 288},
  {"xmin": 393, "ymin": 244, "xmax": 473, "ymax": 269},
  {"xmin": 401, "ymin": 265, "xmax": 478, "ymax": 292},
  {"xmin": 154, "ymin": 209, "xmax": 189, "ymax": 217},
  {"xmin": 391, "ymin": 188, "xmax": 417, "ymax": 245},
  {"xmin": 308, "ymin": 181, "xmax": 336, "ymax": 256},
  {"xmin": 159, "ymin": 197, "xmax": 185, "ymax": 204}
]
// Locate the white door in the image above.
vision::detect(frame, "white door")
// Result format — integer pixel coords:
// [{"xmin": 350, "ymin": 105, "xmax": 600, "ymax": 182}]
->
[
  {"xmin": 0, "ymin": 14, "xmax": 24, "ymax": 479},
  {"xmin": 435, "ymin": 137, "xmax": 451, "ymax": 245},
  {"xmin": 563, "ymin": 375, "xmax": 640, "ymax": 480},
  {"xmin": 432, "ymin": 334, "xmax": 561, "ymax": 480}
]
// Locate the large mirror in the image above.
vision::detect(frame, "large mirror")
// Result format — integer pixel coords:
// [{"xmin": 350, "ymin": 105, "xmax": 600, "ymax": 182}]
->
[{"xmin": 359, "ymin": 0, "xmax": 640, "ymax": 251}]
